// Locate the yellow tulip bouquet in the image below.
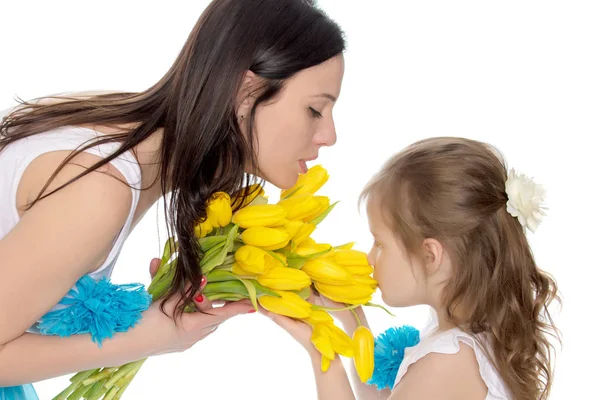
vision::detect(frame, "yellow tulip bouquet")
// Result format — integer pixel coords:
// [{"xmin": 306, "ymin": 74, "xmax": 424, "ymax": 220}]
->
[{"xmin": 54, "ymin": 165, "xmax": 387, "ymax": 400}]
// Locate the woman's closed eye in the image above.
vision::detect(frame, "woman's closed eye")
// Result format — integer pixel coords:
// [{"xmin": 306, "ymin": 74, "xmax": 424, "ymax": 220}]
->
[{"xmin": 309, "ymin": 107, "xmax": 323, "ymax": 118}]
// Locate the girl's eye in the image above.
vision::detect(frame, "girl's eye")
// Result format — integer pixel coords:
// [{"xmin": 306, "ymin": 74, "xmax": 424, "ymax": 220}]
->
[{"xmin": 309, "ymin": 107, "xmax": 323, "ymax": 118}]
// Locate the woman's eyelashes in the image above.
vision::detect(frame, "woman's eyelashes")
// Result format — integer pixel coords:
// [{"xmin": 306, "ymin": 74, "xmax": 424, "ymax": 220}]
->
[{"xmin": 309, "ymin": 107, "xmax": 323, "ymax": 118}]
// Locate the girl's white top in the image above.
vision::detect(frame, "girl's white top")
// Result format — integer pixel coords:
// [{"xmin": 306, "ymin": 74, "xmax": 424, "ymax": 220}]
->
[
  {"xmin": 0, "ymin": 106, "xmax": 142, "ymax": 328},
  {"xmin": 393, "ymin": 310, "xmax": 512, "ymax": 399}
]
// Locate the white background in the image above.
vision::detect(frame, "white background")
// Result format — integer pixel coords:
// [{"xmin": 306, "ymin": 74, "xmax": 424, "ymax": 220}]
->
[{"xmin": 1, "ymin": 1, "xmax": 598, "ymax": 398}]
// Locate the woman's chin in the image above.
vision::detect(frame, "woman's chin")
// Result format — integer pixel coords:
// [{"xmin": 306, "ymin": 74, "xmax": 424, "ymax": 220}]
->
[{"xmin": 262, "ymin": 171, "xmax": 300, "ymax": 190}]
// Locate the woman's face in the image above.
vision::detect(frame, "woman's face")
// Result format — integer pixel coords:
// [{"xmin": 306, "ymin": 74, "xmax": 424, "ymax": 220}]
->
[{"xmin": 247, "ymin": 54, "xmax": 345, "ymax": 189}]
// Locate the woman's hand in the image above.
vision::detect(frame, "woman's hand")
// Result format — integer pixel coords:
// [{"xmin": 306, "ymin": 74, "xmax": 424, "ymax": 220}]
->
[{"xmin": 146, "ymin": 258, "xmax": 255, "ymax": 355}]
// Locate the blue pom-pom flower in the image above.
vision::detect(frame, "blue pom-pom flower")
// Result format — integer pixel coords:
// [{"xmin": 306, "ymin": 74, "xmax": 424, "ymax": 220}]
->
[
  {"xmin": 368, "ymin": 325, "xmax": 420, "ymax": 390},
  {"xmin": 0, "ymin": 384, "xmax": 39, "ymax": 400},
  {"xmin": 37, "ymin": 276, "xmax": 151, "ymax": 347}
]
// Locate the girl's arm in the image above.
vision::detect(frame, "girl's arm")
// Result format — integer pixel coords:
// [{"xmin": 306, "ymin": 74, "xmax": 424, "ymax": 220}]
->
[
  {"xmin": 264, "ymin": 311, "xmax": 356, "ymax": 400},
  {"xmin": 311, "ymin": 355, "xmax": 356, "ymax": 400},
  {"xmin": 337, "ymin": 307, "xmax": 391, "ymax": 400}
]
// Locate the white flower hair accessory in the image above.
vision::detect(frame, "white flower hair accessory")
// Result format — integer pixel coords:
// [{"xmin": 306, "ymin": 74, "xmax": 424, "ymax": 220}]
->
[{"xmin": 505, "ymin": 168, "xmax": 546, "ymax": 233}]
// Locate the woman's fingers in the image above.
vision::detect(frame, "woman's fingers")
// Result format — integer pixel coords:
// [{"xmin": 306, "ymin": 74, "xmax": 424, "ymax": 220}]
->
[
  {"xmin": 149, "ymin": 257, "xmax": 161, "ymax": 279},
  {"xmin": 207, "ymin": 300, "xmax": 256, "ymax": 323}
]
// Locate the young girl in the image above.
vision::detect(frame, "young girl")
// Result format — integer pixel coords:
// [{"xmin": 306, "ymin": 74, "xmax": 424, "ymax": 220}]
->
[
  {"xmin": 0, "ymin": 0, "xmax": 344, "ymax": 397},
  {"xmin": 266, "ymin": 137, "xmax": 559, "ymax": 400}
]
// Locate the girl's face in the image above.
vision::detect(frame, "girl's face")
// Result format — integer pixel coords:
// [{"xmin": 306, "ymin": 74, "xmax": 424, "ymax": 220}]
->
[
  {"xmin": 244, "ymin": 54, "xmax": 344, "ymax": 189},
  {"xmin": 366, "ymin": 195, "xmax": 430, "ymax": 307}
]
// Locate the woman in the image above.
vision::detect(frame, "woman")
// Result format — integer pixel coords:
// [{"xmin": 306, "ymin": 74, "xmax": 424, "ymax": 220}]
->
[{"xmin": 0, "ymin": 0, "xmax": 345, "ymax": 397}]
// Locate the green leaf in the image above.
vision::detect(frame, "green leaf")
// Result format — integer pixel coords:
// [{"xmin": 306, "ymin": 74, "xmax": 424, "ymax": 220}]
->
[
  {"xmin": 205, "ymin": 293, "xmax": 248, "ymax": 301},
  {"xmin": 286, "ymin": 245, "xmax": 333, "ymax": 269},
  {"xmin": 81, "ymin": 367, "xmax": 117, "ymax": 387},
  {"xmin": 264, "ymin": 250, "xmax": 287, "ymax": 267},
  {"xmin": 280, "ymin": 185, "xmax": 303, "ymax": 201},
  {"xmin": 203, "ymin": 280, "xmax": 249, "ymax": 296},
  {"xmin": 224, "ymin": 224, "xmax": 239, "ymax": 252},
  {"xmin": 82, "ymin": 378, "xmax": 107, "ymax": 400},
  {"xmin": 333, "ymin": 242, "xmax": 355, "ymax": 250},
  {"xmin": 250, "ymin": 280, "xmax": 282, "ymax": 298},
  {"xmin": 160, "ymin": 237, "xmax": 177, "ymax": 265},
  {"xmin": 294, "ymin": 286, "xmax": 312, "ymax": 300},
  {"xmin": 147, "ymin": 266, "xmax": 175, "ymax": 301},
  {"xmin": 153, "ymin": 257, "xmax": 175, "ymax": 284},
  {"xmin": 201, "ymin": 225, "xmax": 238, "ymax": 274},
  {"xmin": 206, "ymin": 269, "xmax": 238, "ymax": 283},
  {"xmin": 199, "ymin": 242, "xmax": 226, "ymax": 274},
  {"xmin": 311, "ymin": 303, "xmax": 361, "ymax": 312},
  {"xmin": 238, "ymin": 278, "xmax": 259, "ymax": 311},
  {"xmin": 309, "ymin": 201, "xmax": 338, "ymax": 226},
  {"xmin": 286, "ymin": 258, "xmax": 307, "ymax": 269},
  {"xmin": 54, "ymin": 369, "xmax": 97, "ymax": 400},
  {"xmin": 248, "ymin": 194, "xmax": 269, "ymax": 206},
  {"xmin": 198, "ymin": 235, "xmax": 227, "ymax": 251},
  {"xmin": 104, "ymin": 360, "xmax": 144, "ymax": 391},
  {"xmin": 66, "ymin": 383, "xmax": 90, "ymax": 400}
]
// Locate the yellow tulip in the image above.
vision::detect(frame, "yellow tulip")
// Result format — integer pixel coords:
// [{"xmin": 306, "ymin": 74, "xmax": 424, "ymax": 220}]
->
[
  {"xmin": 321, "ymin": 356, "xmax": 331, "ymax": 372},
  {"xmin": 302, "ymin": 196, "xmax": 330, "ymax": 222},
  {"xmin": 232, "ymin": 204, "xmax": 287, "ymax": 228},
  {"xmin": 353, "ymin": 326, "xmax": 375, "ymax": 383},
  {"xmin": 280, "ymin": 165, "xmax": 329, "ymax": 199},
  {"xmin": 241, "ymin": 226, "xmax": 290, "ymax": 250},
  {"xmin": 301, "ymin": 258, "xmax": 355, "ymax": 285},
  {"xmin": 266, "ymin": 252, "xmax": 287, "ymax": 268},
  {"xmin": 292, "ymin": 223, "xmax": 316, "ymax": 247},
  {"xmin": 207, "ymin": 192, "xmax": 232, "ymax": 227},
  {"xmin": 311, "ymin": 324, "xmax": 335, "ymax": 360},
  {"xmin": 231, "ymin": 184, "xmax": 265, "ymax": 209},
  {"xmin": 258, "ymin": 290, "xmax": 312, "ymax": 319},
  {"xmin": 283, "ymin": 220, "xmax": 316, "ymax": 247},
  {"xmin": 330, "ymin": 249, "xmax": 370, "ymax": 266},
  {"xmin": 231, "ymin": 262, "xmax": 254, "ymax": 277},
  {"xmin": 334, "ymin": 242, "xmax": 355, "ymax": 250},
  {"xmin": 304, "ymin": 310, "xmax": 334, "ymax": 326},
  {"xmin": 352, "ymin": 275, "xmax": 378, "ymax": 288},
  {"xmin": 194, "ymin": 219, "xmax": 213, "ymax": 238},
  {"xmin": 315, "ymin": 282, "xmax": 375, "ymax": 305},
  {"xmin": 234, "ymin": 245, "xmax": 273, "ymax": 275},
  {"xmin": 278, "ymin": 194, "xmax": 330, "ymax": 222},
  {"xmin": 298, "ymin": 237, "xmax": 316, "ymax": 247},
  {"xmin": 257, "ymin": 267, "xmax": 311, "ymax": 290},
  {"xmin": 343, "ymin": 265, "xmax": 374, "ymax": 276},
  {"xmin": 323, "ymin": 323, "xmax": 354, "ymax": 358},
  {"xmin": 295, "ymin": 243, "xmax": 332, "ymax": 257}
]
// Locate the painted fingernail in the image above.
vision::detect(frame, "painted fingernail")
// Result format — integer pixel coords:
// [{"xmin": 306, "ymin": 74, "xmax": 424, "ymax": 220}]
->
[
  {"xmin": 200, "ymin": 276, "xmax": 207, "ymax": 287},
  {"xmin": 247, "ymin": 309, "xmax": 257, "ymax": 313},
  {"xmin": 195, "ymin": 294, "xmax": 204, "ymax": 303}
]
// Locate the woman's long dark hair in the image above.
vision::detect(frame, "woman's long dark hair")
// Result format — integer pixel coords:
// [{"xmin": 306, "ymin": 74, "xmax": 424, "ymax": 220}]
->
[{"xmin": 0, "ymin": 0, "xmax": 345, "ymax": 318}]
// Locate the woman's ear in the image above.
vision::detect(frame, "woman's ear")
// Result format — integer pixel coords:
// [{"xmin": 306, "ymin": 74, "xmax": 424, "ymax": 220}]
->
[
  {"xmin": 236, "ymin": 70, "xmax": 259, "ymax": 119},
  {"xmin": 421, "ymin": 238, "xmax": 444, "ymax": 277}
]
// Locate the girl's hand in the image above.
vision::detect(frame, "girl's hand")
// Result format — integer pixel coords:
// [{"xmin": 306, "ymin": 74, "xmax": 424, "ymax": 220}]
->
[
  {"xmin": 146, "ymin": 258, "xmax": 255, "ymax": 355},
  {"xmin": 260, "ymin": 307, "xmax": 319, "ymax": 359}
]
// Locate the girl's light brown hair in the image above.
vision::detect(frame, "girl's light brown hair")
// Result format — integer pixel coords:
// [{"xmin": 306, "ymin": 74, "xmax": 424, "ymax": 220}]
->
[{"xmin": 361, "ymin": 137, "xmax": 560, "ymax": 400}]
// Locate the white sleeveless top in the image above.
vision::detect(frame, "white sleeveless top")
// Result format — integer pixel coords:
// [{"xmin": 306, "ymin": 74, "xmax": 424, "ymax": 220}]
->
[
  {"xmin": 393, "ymin": 311, "xmax": 512, "ymax": 400},
  {"xmin": 0, "ymin": 106, "xmax": 142, "ymax": 322}
]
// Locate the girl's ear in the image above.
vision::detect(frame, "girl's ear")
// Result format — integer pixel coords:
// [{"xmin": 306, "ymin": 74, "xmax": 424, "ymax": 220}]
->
[{"xmin": 421, "ymin": 238, "xmax": 444, "ymax": 277}]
